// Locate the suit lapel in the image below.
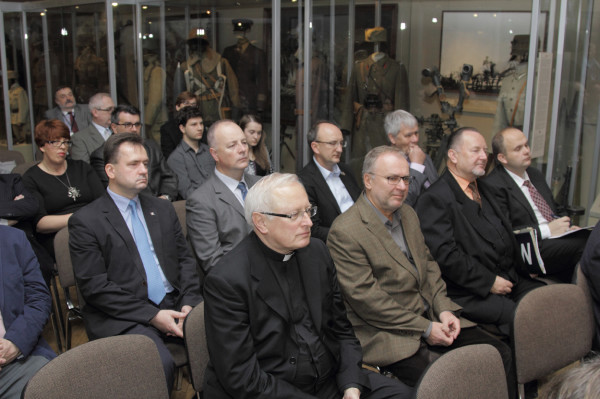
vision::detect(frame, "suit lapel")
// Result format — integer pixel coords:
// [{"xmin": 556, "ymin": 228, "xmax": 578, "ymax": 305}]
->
[
  {"xmin": 308, "ymin": 161, "xmax": 342, "ymax": 214},
  {"xmin": 251, "ymin": 242, "xmax": 289, "ymax": 322},
  {"xmin": 498, "ymin": 166, "xmax": 537, "ymax": 222},
  {"xmin": 212, "ymin": 176, "xmax": 245, "ymax": 218},
  {"xmin": 357, "ymin": 196, "xmax": 420, "ymax": 282},
  {"xmin": 297, "ymin": 247, "xmax": 322, "ymax": 330}
]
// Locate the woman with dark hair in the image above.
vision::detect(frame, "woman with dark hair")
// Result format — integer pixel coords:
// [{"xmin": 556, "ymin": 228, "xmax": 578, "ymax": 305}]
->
[
  {"xmin": 239, "ymin": 114, "xmax": 272, "ymax": 176},
  {"xmin": 161, "ymin": 91, "xmax": 198, "ymax": 159},
  {"xmin": 22, "ymin": 119, "xmax": 104, "ymax": 256}
]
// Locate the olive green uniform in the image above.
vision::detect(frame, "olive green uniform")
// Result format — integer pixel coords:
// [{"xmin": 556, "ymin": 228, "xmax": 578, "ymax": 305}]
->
[{"xmin": 493, "ymin": 62, "xmax": 528, "ymax": 134}]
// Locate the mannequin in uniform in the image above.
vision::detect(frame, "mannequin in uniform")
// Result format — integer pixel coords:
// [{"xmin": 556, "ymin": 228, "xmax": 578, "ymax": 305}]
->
[
  {"xmin": 74, "ymin": 32, "xmax": 109, "ymax": 104},
  {"xmin": 222, "ymin": 19, "xmax": 268, "ymax": 116},
  {"xmin": 182, "ymin": 29, "xmax": 240, "ymax": 127},
  {"xmin": 8, "ymin": 71, "xmax": 30, "ymax": 144},
  {"xmin": 340, "ymin": 27, "xmax": 410, "ymax": 179},
  {"xmin": 143, "ymin": 40, "xmax": 169, "ymax": 143},
  {"xmin": 492, "ymin": 35, "xmax": 530, "ymax": 134}
]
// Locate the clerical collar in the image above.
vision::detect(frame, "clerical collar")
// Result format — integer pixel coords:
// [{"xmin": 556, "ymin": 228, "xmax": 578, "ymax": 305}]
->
[{"xmin": 253, "ymin": 233, "xmax": 295, "ymax": 262}]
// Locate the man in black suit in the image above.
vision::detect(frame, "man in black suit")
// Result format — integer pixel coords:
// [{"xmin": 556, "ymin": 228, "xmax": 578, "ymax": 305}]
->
[
  {"xmin": 90, "ymin": 104, "xmax": 178, "ymax": 201},
  {"xmin": 298, "ymin": 121, "xmax": 361, "ymax": 242},
  {"xmin": 580, "ymin": 221, "xmax": 600, "ymax": 347},
  {"xmin": 203, "ymin": 173, "xmax": 413, "ymax": 399},
  {"xmin": 44, "ymin": 86, "xmax": 91, "ymax": 134},
  {"xmin": 415, "ymin": 127, "xmax": 543, "ymax": 336},
  {"xmin": 485, "ymin": 127, "xmax": 589, "ymax": 282},
  {"xmin": 69, "ymin": 133, "xmax": 203, "ymax": 393},
  {"xmin": 384, "ymin": 110, "xmax": 438, "ymax": 206}
]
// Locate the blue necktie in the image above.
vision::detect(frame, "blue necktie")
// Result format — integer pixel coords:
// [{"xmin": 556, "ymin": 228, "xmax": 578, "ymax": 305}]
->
[
  {"xmin": 238, "ymin": 181, "xmax": 248, "ymax": 200},
  {"xmin": 128, "ymin": 200, "xmax": 166, "ymax": 305}
]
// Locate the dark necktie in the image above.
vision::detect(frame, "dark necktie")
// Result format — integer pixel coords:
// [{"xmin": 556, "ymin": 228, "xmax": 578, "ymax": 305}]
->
[
  {"xmin": 68, "ymin": 111, "xmax": 79, "ymax": 133},
  {"xmin": 238, "ymin": 181, "xmax": 248, "ymax": 201},
  {"xmin": 468, "ymin": 182, "xmax": 482, "ymax": 207},
  {"xmin": 129, "ymin": 200, "xmax": 166, "ymax": 305},
  {"xmin": 523, "ymin": 180, "xmax": 553, "ymax": 222}
]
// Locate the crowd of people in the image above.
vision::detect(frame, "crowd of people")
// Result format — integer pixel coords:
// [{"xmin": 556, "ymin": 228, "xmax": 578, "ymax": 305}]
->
[{"xmin": 1, "ymin": 85, "xmax": 599, "ymax": 399}]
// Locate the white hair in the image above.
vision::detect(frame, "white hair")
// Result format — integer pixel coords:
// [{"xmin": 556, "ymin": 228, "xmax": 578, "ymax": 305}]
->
[{"xmin": 244, "ymin": 173, "xmax": 302, "ymax": 226}]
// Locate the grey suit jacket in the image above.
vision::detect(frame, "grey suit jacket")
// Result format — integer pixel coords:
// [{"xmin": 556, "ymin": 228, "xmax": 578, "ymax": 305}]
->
[
  {"xmin": 44, "ymin": 104, "xmax": 92, "ymax": 132},
  {"xmin": 186, "ymin": 172, "xmax": 261, "ymax": 273},
  {"xmin": 70, "ymin": 124, "xmax": 106, "ymax": 163},
  {"xmin": 327, "ymin": 194, "xmax": 473, "ymax": 365},
  {"xmin": 405, "ymin": 154, "xmax": 438, "ymax": 207}
]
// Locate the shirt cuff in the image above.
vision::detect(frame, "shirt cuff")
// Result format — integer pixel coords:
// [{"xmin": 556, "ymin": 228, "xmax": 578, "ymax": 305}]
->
[
  {"xmin": 410, "ymin": 162, "xmax": 426, "ymax": 173},
  {"xmin": 340, "ymin": 383, "xmax": 363, "ymax": 393},
  {"xmin": 540, "ymin": 223, "xmax": 551, "ymax": 239},
  {"xmin": 0, "ymin": 218, "xmax": 8, "ymax": 225},
  {"xmin": 422, "ymin": 322, "xmax": 433, "ymax": 339}
]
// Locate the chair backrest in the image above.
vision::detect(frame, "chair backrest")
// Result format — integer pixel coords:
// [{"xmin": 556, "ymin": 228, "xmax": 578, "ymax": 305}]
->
[
  {"xmin": 172, "ymin": 200, "xmax": 187, "ymax": 237},
  {"xmin": 12, "ymin": 160, "xmax": 38, "ymax": 175},
  {"xmin": 415, "ymin": 344, "xmax": 508, "ymax": 399},
  {"xmin": 0, "ymin": 149, "xmax": 25, "ymax": 164},
  {"xmin": 183, "ymin": 302, "xmax": 208, "ymax": 393},
  {"xmin": 575, "ymin": 264, "xmax": 599, "ymax": 349},
  {"xmin": 512, "ymin": 284, "xmax": 594, "ymax": 384},
  {"xmin": 22, "ymin": 335, "xmax": 169, "ymax": 399},
  {"xmin": 54, "ymin": 227, "xmax": 75, "ymax": 288}
]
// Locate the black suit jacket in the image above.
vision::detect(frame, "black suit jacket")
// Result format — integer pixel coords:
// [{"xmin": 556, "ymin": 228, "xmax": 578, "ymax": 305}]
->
[
  {"xmin": 484, "ymin": 165, "xmax": 560, "ymax": 235},
  {"xmin": 203, "ymin": 233, "xmax": 370, "ymax": 398},
  {"xmin": 90, "ymin": 138, "xmax": 178, "ymax": 199},
  {"xmin": 69, "ymin": 193, "xmax": 202, "ymax": 339},
  {"xmin": 298, "ymin": 160, "xmax": 361, "ymax": 242},
  {"xmin": 580, "ymin": 221, "xmax": 600, "ymax": 346},
  {"xmin": 415, "ymin": 170, "xmax": 526, "ymax": 299},
  {"xmin": 160, "ymin": 118, "xmax": 181, "ymax": 161}
]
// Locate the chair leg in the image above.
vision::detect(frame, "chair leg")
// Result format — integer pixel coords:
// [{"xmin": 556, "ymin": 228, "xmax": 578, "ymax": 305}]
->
[
  {"xmin": 49, "ymin": 307, "xmax": 63, "ymax": 353},
  {"xmin": 518, "ymin": 383, "xmax": 525, "ymax": 399},
  {"xmin": 50, "ymin": 275, "xmax": 65, "ymax": 353},
  {"xmin": 175, "ymin": 367, "xmax": 183, "ymax": 391}
]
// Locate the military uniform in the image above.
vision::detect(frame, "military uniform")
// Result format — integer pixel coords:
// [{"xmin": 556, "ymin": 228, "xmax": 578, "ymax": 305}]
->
[
  {"xmin": 183, "ymin": 49, "xmax": 240, "ymax": 126},
  {"xmin": 9, "ymin": 81, "xmax": 29, "ymax": 143},
  {"xmin": 340, "ymin": 54, "xmax": 409, "ymax": 178},
  {"xmin": 493, "ymin": 63, "xmax": 528, "ymax": 134},
  {"xmin": 143, "ymin": 56, "xmax": 169, "ymax": 143}
]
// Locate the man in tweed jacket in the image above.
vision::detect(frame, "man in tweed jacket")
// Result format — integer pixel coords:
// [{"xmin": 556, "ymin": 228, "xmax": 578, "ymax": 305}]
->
[{"xmin": 327, "ymin": 146, "xmax": 515, "ymax": 398}]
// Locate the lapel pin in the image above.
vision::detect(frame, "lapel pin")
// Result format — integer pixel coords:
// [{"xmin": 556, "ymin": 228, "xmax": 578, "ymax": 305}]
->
[{"xmin": 150, "ymin": 212, "xmax": 156, "ymax": 216}]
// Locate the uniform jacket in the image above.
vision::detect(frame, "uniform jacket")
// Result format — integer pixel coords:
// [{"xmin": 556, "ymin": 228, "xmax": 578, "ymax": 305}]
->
[{"xmin": 327, "ymin": 194, "xmax": 472, "ymax": 366}]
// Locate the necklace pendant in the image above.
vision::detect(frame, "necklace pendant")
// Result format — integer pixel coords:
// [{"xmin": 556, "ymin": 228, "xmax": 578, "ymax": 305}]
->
[{"xmin": 67, "ymin": 186, "xmax": 81, "ymax": 201}]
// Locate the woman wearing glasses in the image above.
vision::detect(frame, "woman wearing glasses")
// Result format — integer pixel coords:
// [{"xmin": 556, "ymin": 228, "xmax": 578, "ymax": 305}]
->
[{"xmin": 23, "ymin": 119, "xmax": 104, "ymax": 256}]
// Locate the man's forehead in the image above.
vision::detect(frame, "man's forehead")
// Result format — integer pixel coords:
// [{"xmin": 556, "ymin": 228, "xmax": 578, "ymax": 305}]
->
[
  {"xmin": 117, "ymin": 143, "xmax": 148, "ymax": 162},
  {"xmin": 317, "ymin": 123, "xmax": 342, "ymax": 138},
  {"xmin": 400, "ymin": 125, "xmax": 419, "ymax": 135},
  {"xmin": 118, "ymin": 112, "xmax": 140, "ymax": 122}
]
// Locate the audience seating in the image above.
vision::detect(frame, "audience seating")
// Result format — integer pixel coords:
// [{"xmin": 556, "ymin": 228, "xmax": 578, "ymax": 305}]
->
[
  {"xmin": 415, "ymin": 344, "xmax": 508, "ymax": 399},
  {"xmin": 183, "ymin": 303, "xmax": 209, "ymax": 399},
  {"xmin": 0, "ymin": 149, "xmax": 25, "ymax": 165},
  {"xmin": 11, "ymin": 159, "xmax": 37, "ymax": 175},
  {"xmin": 22, "ymin": 334, "xmax": 169, "ymax": 399},
  {"xmin": 575, "ymin": 264, "xmax": 599, "ymax": 350},
  {"xmin": 512, "ymin": 284, "xmax": 594, "ymax": 399}
]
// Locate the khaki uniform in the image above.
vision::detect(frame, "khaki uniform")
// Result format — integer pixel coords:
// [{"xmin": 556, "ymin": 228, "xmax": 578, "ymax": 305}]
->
[
  {"xmin": 183, "ymin": 49, "xmax": 240, "ymax": 126},
  {"xmin": 9, "ymin": 82, "xmax": 29, "ymax": 143},
  {"xmin": 340, "ymin": 54, "xmax": 409, "ymax": 178},
  {"xmin": 143, "ymin": 58, "xmax": 169, "ymax": 143},
  {"xmin": 493, "ymin": 63, "xmax": 528, "ymax": 134}
]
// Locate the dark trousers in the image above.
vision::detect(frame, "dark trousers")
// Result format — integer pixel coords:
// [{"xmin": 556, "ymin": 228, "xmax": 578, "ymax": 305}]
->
[
  {"xmin": 540, "ymin": 229, "xmax": 590, "ymax": 282},
  {"xmin": 383, "ymin": 327, "xmax": 516, "ymax": 399},
  {"xmin": 315, "ymin": 368, "xmax": 414, "ymax": 399},
  {"xmin": 122, "ymin": 292, "xmax": 181, "ymax": 393}
]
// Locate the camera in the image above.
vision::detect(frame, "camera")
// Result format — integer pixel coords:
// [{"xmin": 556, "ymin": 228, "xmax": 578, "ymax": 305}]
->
[{"xmin": 461, "ymin": 64, "xmax": 473, "ymax": 82}]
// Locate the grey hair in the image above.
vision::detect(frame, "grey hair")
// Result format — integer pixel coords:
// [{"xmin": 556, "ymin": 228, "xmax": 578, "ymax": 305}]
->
[
  {"xmin": 362, "ymin": 145, "xmax": 403, "ymax": 177},
  {"xmin": 383, "ymin": 109, "xmax": 418, "ymax": 136},
  {"xmin": 244, "ymin": 173, "xmax": 302, "ymax": 226},
  {"xmin": 539, "ymin": 355, "xmax": 600, "ymax": 399},
  {"xmin": 88, "ymin": 93, "xmax": 111, "ymax": 112}
]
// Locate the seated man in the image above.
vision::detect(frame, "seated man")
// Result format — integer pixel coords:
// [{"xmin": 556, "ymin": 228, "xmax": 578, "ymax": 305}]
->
[
  {"xmin": 580, "ymin": 221, "xmax": 600, "ymax": 348},
  {"xmin": 70, "ymin": 93, "xmax": 114, "ymax": 163},
  {"xmin": 166, "ymin": 106, "xmax": 214, "ymax": 199},
  {"xmin": 203, "ymin": 173, "xmax": 413, "ymax": 399},
  {"xmin": 384, "ymin": 109, "xmax": 438, "ymax": 206},
  {"xmin": 415, "ymin": 127, "xmax": 543, "ymax": 336},
  {"xmin": 44, "ymin": 86, "xmax": 91, "ymax": 134},
  {"xmin": 327, "ymin": 146, "xmax": 515, "ymax": 396},
  {"xmin": 91, "ymin": 104, "xmax": 178, "ymax": 201},
  {"xmin": 186, "ymin": 120, "xmax": 260, "ymax": 274},
  {"xmin": 298, "ymin": 121, "xmax": 361, "ymax": 242},
  {"xmin": 0, "ymin": 226, "xmax": 56, "ymax": 399},
  {"xmin": 485, "ymin": 127, "xmax": 590, "ymax": 282},
  {"xmin": 69, "ymin": 133, "xmax": 203, "ymax": 393}
]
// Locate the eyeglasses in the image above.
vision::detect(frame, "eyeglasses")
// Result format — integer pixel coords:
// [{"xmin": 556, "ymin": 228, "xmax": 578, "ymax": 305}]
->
[
  {"xmin": 315, "ymin": 140, "xmax": 347, "ymax": 148},
  {"xmin": 115, "ymin": 122, "xmax": 143, "ymax": 129},
  {"xmin": 259, "ymin": 206, "xmax": 317, "ymax": 221},
  {"xmin": 96, "ymin": 107, "xmax": 115, "ymax": 112},
  {"xmin": 46, "ymin": 140, "xmax": 72, "ymax": 148},
  {"xmin": 369, "ymin": 173, "xmax": 415, "ymax": 186}
]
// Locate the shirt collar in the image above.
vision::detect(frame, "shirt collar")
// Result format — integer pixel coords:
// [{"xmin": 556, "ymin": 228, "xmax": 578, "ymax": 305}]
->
[
  {"xmin": 107, "ymin": 186, "xmax": 139, "ymax": 212},
  {"xmin": 215, "ymin": 168, "xmax": 246, "ymax": 191},
  {"xmin": 364, "ymin": 192, "xmax": 401, "ymax": 226},
  {"xmin": 313, "ymin": 156, "xmax": 341, "ymax": 179},
  {"xmin": 449, "ymin": 169, "xmax": 473, "ymax": 193},
  {"xmin": 504, "ymin": 167, "xmax": 530, "ymax": 186}
]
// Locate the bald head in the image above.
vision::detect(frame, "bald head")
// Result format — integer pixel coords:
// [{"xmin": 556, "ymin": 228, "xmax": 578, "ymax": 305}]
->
[{"xmin": 492, "ymin": 128, "xmax": 531, "ymax": 176}]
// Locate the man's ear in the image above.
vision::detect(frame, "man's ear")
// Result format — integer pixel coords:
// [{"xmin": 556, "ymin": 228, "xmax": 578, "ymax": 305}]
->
[
  {"xmin": 447, "ymin": 149, "xmax": 458, "ymax": 165},
  {"xmin": 387, "ymin": 133, "xmax": 396, "ymax": 145},
  {"xmin": 363, "ymin": 173, "xmax": 373, "ymax": 191},
  {"xmin": 209, "ymin": 147, "xmax": 219, "ymax": 163},
  {"xmin": 105, "ymin": 163, "xmax": 115, "ymax": 179},
  {"xmin": 310, "ymin": 141, "xmax": 319, "ymax": 155},
  {"xmin": 497, "ymin": 153, "xmax": 508, "ymax": 166},
  {"xmin": 252, "ymin": 213, "xmax": 268, "ymax": 235},
  {"xmin": 179, "ymin": 124, "xmax": 186, "ymax": 135}
]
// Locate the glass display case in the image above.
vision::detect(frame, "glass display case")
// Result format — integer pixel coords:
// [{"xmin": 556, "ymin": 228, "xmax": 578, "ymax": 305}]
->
[{"xmin": 0, "ymin": 0, "xmax": 598, "ymax": 223}]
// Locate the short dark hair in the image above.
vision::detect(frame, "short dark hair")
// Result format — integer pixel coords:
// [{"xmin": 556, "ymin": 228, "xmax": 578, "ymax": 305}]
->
[
  {"xmin": 176, "ymin": 106, "xmax": 203, "ymax": 128},
  {"xmin": 447, "ymin": 127, "xmax": 481, "ymax": 153},
  {"xmin": 491, "ymin": 128, "xmax": 510, "ymax": 159},
  {"xmin": 54, "ymin": 85, "xmax": 73, "ymax": 98},
  {"xmin": 175, "ymin": 91, "xmax": 197, "ymax": 107},
  {"xmin": 111, "ymin": 104, "xmax": 141, "ymax": 125},
  {"xmin": 307, "ymin": 120, "xmax": 342, "ymax": 146},
  {"xmin": 104, "ymin": 132, "xmax": 144, "ymax": 165},
  {"xmin": 34, "ymin": 119, "xmax": 70, "ymax": 148}
]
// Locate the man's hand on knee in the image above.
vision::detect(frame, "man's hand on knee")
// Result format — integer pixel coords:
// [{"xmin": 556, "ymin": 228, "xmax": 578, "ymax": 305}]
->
[
  {"xmin": 490, "ymin": 276, "xmax": 513, "ymax": 295},
  {"xmin": 150, "ymin": 309, "xmax": 186, "ymax": 338},
  {"xmin": 425, "ymin": 322, "xmax": 454, "ymax": 347}
]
